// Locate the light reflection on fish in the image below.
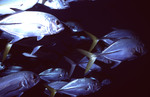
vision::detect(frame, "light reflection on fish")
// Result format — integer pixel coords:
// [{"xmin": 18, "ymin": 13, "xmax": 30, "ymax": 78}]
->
[
  {"xmin": 38, "ymin": 0, "xmax": 96, "ymax": 9},
  {"xmin": 0, "ymin": 11, "xmax": 64, "ymax": 66},
  {"xmin": 0, "ymin": 11, "xmax": 64, "ymax": 43},
  {"xmin": 22, "ymin": 45, "xmax": 42, "ymax": 58},
  {"xmin": 0, "ymin": 71, "xmax": 40, "ymax": 97},
  {"xmin": 0, "ymin": 65, "xmax": 23, "ymax": 76},
  {"xmin": 45, "ymin": 77, "xmax": 103, "ymax": 97},
  {"xmin": 102, "ymin": 28, "xmax": 137, "ymax": 45},
  {"xmin": 39, "ymin": 68, "xmax": 69, "ymax": 82},
  {"xmin": 0, "ymin": 0, "xmax": 39, "ymax": 15}
]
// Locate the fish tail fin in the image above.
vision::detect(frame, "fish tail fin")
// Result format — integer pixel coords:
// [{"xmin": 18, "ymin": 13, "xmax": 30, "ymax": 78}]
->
[
  {"xmin": 1, "ymin": 43, "xmax": 13, "ymax": 65},
  {"xmin": 77, "ymin": 49, "xmax": 97, "ymax": 75},
  {"xmin": 64, "ymin": 56, "xmax": 76, "ymax": 78},
  {"xmin": 84, "ymin": 31, "xmax": 99, "ymax": 52},
  {"xmin": 44, "ymin": 85, "xmax": 57, "ymax": 97}
]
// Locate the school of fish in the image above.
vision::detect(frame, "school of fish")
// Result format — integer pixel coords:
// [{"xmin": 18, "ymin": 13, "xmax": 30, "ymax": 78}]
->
[{"xmin": 0, "ymin": 0, "xmax": 147, "ymax": 97}]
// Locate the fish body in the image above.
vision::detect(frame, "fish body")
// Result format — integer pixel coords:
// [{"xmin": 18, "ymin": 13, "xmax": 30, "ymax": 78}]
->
[
  {"xmin": 58, "ymin": 77, "xmax": 100, "ymax": 97},
  {"xmin": 0, "ymin": 11, "xmax": 64, "ymax": 43},
  {"xmin": 0, "ymin": 0, "xmax": 38, "ymax": 15},
  {"xmin": 39, "ymin": 68, "xmax": 69, "ymax": 82},
  {"xmin": 97, "ymin": 38, "xmax": 146, "ymax": 68},
  {"xmin": 0, "ymin": 71, "xmax": 40, "ymax": 97}
]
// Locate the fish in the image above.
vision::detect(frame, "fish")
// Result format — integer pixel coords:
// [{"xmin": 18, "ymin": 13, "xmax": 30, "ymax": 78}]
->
[
  {"xmin": 22, "ymin": 45, "xmax": 42, "ymax": 58},
  {"xmin": 39, "ymin": 68, "xmax": 69, "ymax": 82},
  {"xmin": 102, "ymin": 28, "xmax": 137, "ymax": 45},
  {"xmin": 0, "ymin": 0, "xmax": 39, "ymax": 15},
  {"xmin": 0, "ymin": 11, "xmax": 64, "ymax": 66},
  {"xmin": 64, "ymin": 21, "xmax": 83, "ymax": 33},
  {"xmin": 38, "ymin": 0, "xmax": 71, "ymax": 9},
  {"xmin": 0, "ymin": 11, "xmax": 64, "ymax": 43},
  {"xmin": 97, "ymin": 38, "xmax": 146, "ymax": 68},
  {"xmin": 84, "ymin": 28, "xmax": 137, "ymax": 52},
  {"xmin": 38, "ymin": 0, "xmax": 96, "ymax": 10},
  {"xmin": 0, "ymin": 71, "xmax": 40, "ymax": 97},
  {"xmin": 79, "ymin": 38, "xmax": 146, "ymax": 73},
  {"xmin": 45, "ymin": 77, "xmax": 101, "ymax": 97},
  {"xmin": 0, "ymin": 65, "xmax": 23, "ymax": 76}
]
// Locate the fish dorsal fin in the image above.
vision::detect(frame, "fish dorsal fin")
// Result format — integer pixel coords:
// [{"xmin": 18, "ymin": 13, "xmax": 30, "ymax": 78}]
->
[
  {"xmin": 10, "ymin": 8, "xmax": 24, "ymax": 13},
  {"xmin": 42, "ymin": 0, "xmax": 47, "ymax": 4},
  {"xmin": 37, "ymin": 35, "xmax": 44, "ymax": 41}
]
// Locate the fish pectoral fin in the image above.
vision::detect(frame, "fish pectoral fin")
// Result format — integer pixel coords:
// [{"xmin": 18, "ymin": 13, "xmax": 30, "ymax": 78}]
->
[
  {"xmin": 37, "ymin": 35, "xmax": 44, "ymax": 41},
  {"xmin": 17, "ymin": 92, "xmax": 24, "ymax": 97},
  {"xmin": 22, "ymin": 53, "xmax": 37, "ymax": 58},
  {"xmin": 110, "ymin": 61, "xmax": 121, "ymax": 69},
  {"xmin": 31, "ymin": 45, "xmax": 42, "ymax": 55},
  {"xmin": 10, "ymin": 8, "xmax": 24, "ymax": 12}
]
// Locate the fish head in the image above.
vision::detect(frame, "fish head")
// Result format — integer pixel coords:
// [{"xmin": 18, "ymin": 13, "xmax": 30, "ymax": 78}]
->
[
  {"xmin": 22, "ymin": 71, "xmax": 40, "ymax": 89},
  {"xmin": 39, "ymin": 68, "xmax": 69, "ymax": 81},
  {"xmin": 49, "ymin": 18, "xmax": 64, "ymax": 35},
  {"xmin": 89, "ymin": 77, "xmax": 101, "ymax": 92},
  {"xmin": 41, "ymin": 0, "xmax": 70, "ymax": 9}
]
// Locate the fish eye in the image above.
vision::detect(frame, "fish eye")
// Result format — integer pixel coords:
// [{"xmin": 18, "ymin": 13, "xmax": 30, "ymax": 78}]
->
[
  {"xmin": 55, "ymin": 20, "xmax": 60, "ymax": 25},
  {"xmin": 59, "ymin": 74, "xmax": 63, "ymax": 78},
  {"xmin": 20, "ymin": 4, "xmax": 23, "ymax": 6},
  {"xmin": 32, "ymin": 74, "xmax": 37, "ymax": 79},
  {"xmin": 48, "ymin": 0, "xmax": 53, "ymax": 2},
  {"xmin": 37, "ymin": 26, "xmax": 42, "ymax": 29}
]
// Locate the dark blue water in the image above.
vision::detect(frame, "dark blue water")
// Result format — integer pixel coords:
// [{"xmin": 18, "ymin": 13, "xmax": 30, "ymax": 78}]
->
[{"xmin": 0, "ymin": 0, "xmax": 149, "ymax": 97}]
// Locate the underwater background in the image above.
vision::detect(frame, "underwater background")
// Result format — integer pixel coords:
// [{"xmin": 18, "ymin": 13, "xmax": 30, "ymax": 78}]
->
[{"xmin": 0, "ymin": 0, "xmax": 149, "ymax": 97}]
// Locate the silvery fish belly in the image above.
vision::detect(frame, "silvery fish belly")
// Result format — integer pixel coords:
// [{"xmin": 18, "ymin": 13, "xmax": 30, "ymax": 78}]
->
[
  {"xmin": 39, "ymin": 68, "xmax": 69, "ymax": 82},
  {"xmin": 0, "ymin": 0, "xmax": 38, "ymax": 15},
  {"xmin": 0, "ymin": 71, "xmax": 40, "ymax": 97},
  {"xmin": 38, "ymin": 0, "xmax": 70, "ymax": 9},
  {"xmin": 101, "ymin": 38, "xmax": 145, "ymax": 61},
  {"xmin": 102, "ymin": 29, "xmax": 136, "ymax": 45},
  {"xmin": 0, "ymin": 11, "xmax": 64, "ymax": 43},
  {"xmin": 59, "ymin": 77, "xmax": 101, "ymax": 96}
]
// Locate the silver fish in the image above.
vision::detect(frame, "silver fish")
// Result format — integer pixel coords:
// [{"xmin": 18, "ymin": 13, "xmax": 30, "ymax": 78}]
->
[
  {"xmin": 97, "ymin": 38, "xmax": 146, "ymax": 68},
  {"xmin": 45, "ymin": 77, "xmax": 101, "ymax": 97},
  {"xmin": 64, "ymin": 21, "xmax": 83, "ymax": 33},
  {"xmin": 0, "ymin": 11, "xmax": 64, "ymax": 43},
  {"xmin": 102, "ymin": 28, "xmax": 137, "ymax": 45},
  {"xmin": 0, "ymin": 71, "xmax": 40, "ymax": 97},
  {"xmin": 38, "ymin": 0, "xmax": 71, "ymax": 9},
  {"xmin": 0, "ymin": 66, "xmax": 23, "ymax": 76},
  {"xmin": 0, "ymin": 0, "xmax": 38, "ymax": 15},
  {"xmin": 38, "ymin": 0, "xmax": 96, "ymax": 9},
  {"xmin": 39, "ymin": 68, "xmax": 69, "ymax": 82}
]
